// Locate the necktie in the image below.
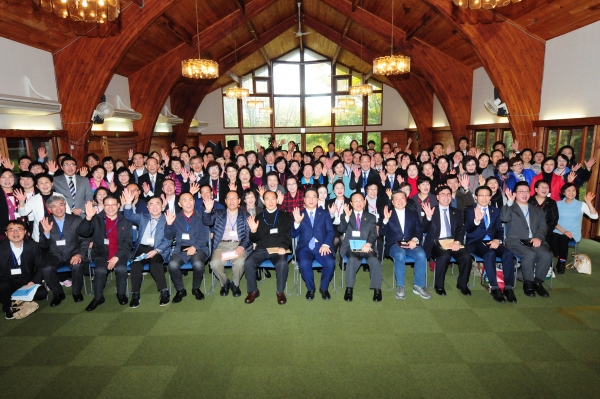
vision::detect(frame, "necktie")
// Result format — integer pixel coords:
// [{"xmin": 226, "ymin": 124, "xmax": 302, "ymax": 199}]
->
[
  {"xmin": 483, "ymin": 208, "xmax": 491, "ymax": 240},
  {"xmin": 68, "ymin": 177, "xmax": 76, "ymax": 200},
  {"xmin": 308, "ymin": 211, "xmax": 316, "ymax": 250},
  {"xmin": 362, "ymin": 172, "xmax": 367, "ymax": 189},
  {"xmin": 443, "ymin": 208, "xmax": 451, "ymax": 238},
  {"xmin": 390, "ymin": 176, "xmax": 394, "ymax": 187},
  {"xmin": 356, "ymin": 213, "xmax": 361, "ymax": 230},
  {"xmin": 151, "ymin": 175, "xmax": 155, "ymax": 189}
]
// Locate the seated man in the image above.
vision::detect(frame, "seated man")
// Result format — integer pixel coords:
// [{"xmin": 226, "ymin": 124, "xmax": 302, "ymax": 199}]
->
[
  {"xmin": 422, "ymin": 185, "xmax": 472, "ymax": 296},
  {"xmin": 291, "ymin": 188, "xmax": 335, "ymax": 301},
  {"xmin": 0, "ymin": 220, "xmax": 47, "ymax": 319},
  {"xmin": 339, "ymin": 192, "xmax": 383, "ymax": 302},
  {"xmin": 380, "ymin": 190, "xmax": 431, "ymax": 300},
  {"xmin": 202, "ymin": 191, "xmax": 252, "ymax": 298},
  {"xmin": 244, "ymin": 191, "xmax": 292, "ymax": 305},
  {"xmin": 78, "ymin": 196, "xmax": 133, "ymax": 311},
  {"xmin": 465, "ymin": 186, "xmax": 516, "ymax": 303},
  {"xmin": 194, "ymin": 184, "xmax": 225, "ymax": 213},
  {"xmin": 165, "ymin": 192, "xmax": 210, "ymax": 303},
  {"xmin": 123, "ymin": 191, "xmax": 172, "ymax": 308},
  {"xmin": 38, "ymin": 195, "xmax": 89, "ymax": 306},
  {"xmin": 501, "ymin": 181, "xmax": 552, "ymax": 298}
]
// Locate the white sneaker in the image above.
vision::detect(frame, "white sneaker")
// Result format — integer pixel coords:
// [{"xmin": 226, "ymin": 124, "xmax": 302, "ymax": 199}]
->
[
  {"xmin": 395, "ymin": 286, "xmax": 405, "ymax": 300},
  {"xmin": 413, "ymin": 285, "xmax": 432, "ymax": 299}
]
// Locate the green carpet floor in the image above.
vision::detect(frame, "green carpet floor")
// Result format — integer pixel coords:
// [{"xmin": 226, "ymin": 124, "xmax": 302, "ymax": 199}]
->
[{"xmin": 1, "ymin": 240, "xmax": 600, "ymax": 398}]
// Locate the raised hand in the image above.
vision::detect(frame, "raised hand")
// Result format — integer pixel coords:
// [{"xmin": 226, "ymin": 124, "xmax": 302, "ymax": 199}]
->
[
  {"xmin": 189, "ymin": 182, "xmax": 200, "ymax": 196},
  {"xmin": 383, "ymin": 205, "xmax": 393, "ymax": 222},
  {"xmin": 386, "ymin": 188, "xmax": 392, "ymax": 200},
  {"xmin": 198, "ymin": 142, "xmax": 205, "ymax": 152},
  {"xmin": 379, "ymin": 170, "xmax": 386, "ymax": 184},
  {"xmin": 180, "ymin": 168, "xmax": 189, "ymax": 180},
  {"xmin": 122, "ymin": 188, "xmax": 135, "ymax": 204},
  {"xmin": 474, "ymin": 205, "xmax": 484, "ymax": 222},
  {"xmin": 161, "ymin": 148, "xmax": 169, "ymax": 163},
  {"xmin": 1, "ymin": 158, "xmax": 14, "ymax": 170},
  {"xmin": 171, "ymin": 142, "xmax": 177, "ymax": 149},
  {"xmin": 13, "ymin": 188, "xmax": 27, "ymax": 204},
  {"xmin": 396, "ymin": 175, "xmax": 404, "ymax": 184},
  {"xmin": 276, "ymin": 190, "xmax": 284, "ymax": 205},
  {"xmin": 46, "ymin": 160, "xmax": 59, "ymax": 174},
  {"xmin": 84, "ymin": 201, "xmax": 97, "ymax": 220},
  {"xmin": 343, "ymin": 203, "xmax": 352, "ymax": 219},
  {"xmin": 120, "ymin": 194, "xmax": 127, "ymax": 208},
  {"xmin": 161, "ymin": 193, "xmax": 168, "ymax": 206},
  {"xmin": 327, "ymin": 168, "xmax": 334, "ymax": 180},
  {"xmin": 328, "ymin": 203, "xmax": 336, "ymax": 216},
  {"xmin": 128, "ymin": 149, "xmax": 134, "ymax": 160},
  {"xmin": 475, "ymin": 148, "xmax": 482, "ymax": 158},
  {"xmin": 353, "ymin": 165, "xmax": 361, "ymax": 179},
  {"xmin": 511, "ymin": 140, "xmax": 519, "ymax": 152},
  {"xmin": 572, "ymin": 163, "xmax": 582, "ymax": 172},
  {"xmin": 567, "ymin": 171, "xmax": 577, "ymax": 183},
  {"xmin": 459, "ymin": 174, "xmax": 469, "ymax": 190},
  {"xmin": 422, "ymin": 202, "xmax": 435, "ymax": 220},
  {"xmin": 164, "ymin": 209, "xmax": 176, "ymax": 225},
  {"xmin": 504, "ymin": 188, "xmax": 516, "ymax": 202},
  {"xmin": 109, "ymin": 182, "xmax": 117, "ymax": 193},
  {"xmin": 247, "ymin": 215, "xmax": 259, "ymax": 231},
  {"xmin": 478, "ymin": 174, "xmax": 486, "ymax": 186},
  {"xmin": 585, "ymin": 157, "xmax": 597, "ymax": 170},
  {"xmin": 128, "ymin": 164, "xmax": 136, "ymax": 173},
  {"xmin": 79, "ymin": 166, "xmax": 88, "ymax": 177},
  {"xmin": 446, "ymin": 144, "xmax": 454, "ymax": 155},
  {"xmin": 257, "ymin": 185, "xmax": 265, "ymax": 199},
  {"xmin": 41, "ymin": 217, "xmax": 53, "ymax": 234},
  {"xmin": 292, "ymin": 207, "xmax": 304, "ymax": 224},
  {"xmin": 382, "ymin": 137, "xmax": 388, "ymax": 143},
  {"xmin": 142, "ymin": 182, "xmax": 151, "ymax": 195},
  {"xmin": 38, "ymin": 147, "xmax": 48, "ymax": 160},
  {"xmin": 584, "ymin": 192, "xmax": 596, "ymax": 204}
]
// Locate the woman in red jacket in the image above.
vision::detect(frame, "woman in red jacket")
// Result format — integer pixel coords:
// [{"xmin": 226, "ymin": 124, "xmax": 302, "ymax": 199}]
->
[{"xmin": 529, "ymin": 157, "xmax": 574, "ymax": 201}]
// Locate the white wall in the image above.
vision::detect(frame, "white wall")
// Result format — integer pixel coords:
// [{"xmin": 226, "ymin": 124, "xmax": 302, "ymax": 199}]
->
[
  {"xmin": 0, "ymin": 37, "xmax": 62, "ymax": 130},
  {"xmin": 470, "ymin": 67, "xmax": 509, "ymax": 125},
  {"xmin": 91, "ymin": 74, "xmax": 134, "ymax": 132},
  {"xmin": 540, "ymin": 20, "xmax": 600, "ymax": 120},
  {"xmin": 432, "ymin": 94, "xmax": 449, "ymax": 127}
]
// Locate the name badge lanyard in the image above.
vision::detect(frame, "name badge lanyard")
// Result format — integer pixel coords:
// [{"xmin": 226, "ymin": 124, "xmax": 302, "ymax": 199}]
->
[
  {"xmin": 11, "ymin": 251, "xmax": 21, "ymax": 267},
  {"xmin": 227, "ymin": 214, "xmax": 238, "ymax": 231},
  {"xmin": 262, "ymin": 210, "xmax": 279, "ymax": 227},
  {"xmin": 56, "ymin": 221, "xmax": 64, "ymax": 240},
  {"xmin": 334, "ymin": 201, "xmax": 344, "ymax": 217},
  {"xmin": 184, "ymin": 216, "xmax": 192, "ymax": 233},
  {"xmin": 368, "ymin": 202, "xmax": 378, "ymax": 214},
  {"xmin": 104, "ymin": 216, "xmax": 119, "ymax": 238},
  {"xmin": 149, "ymin": 219, "xmax": 158, "ymax": 237}
]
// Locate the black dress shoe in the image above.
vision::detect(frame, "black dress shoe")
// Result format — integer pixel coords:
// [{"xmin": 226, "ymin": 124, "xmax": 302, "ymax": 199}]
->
[
  {"xmin": 256, "ymin": 268, "xmax": 262, "ymax": 281},
  {"xmin": 231, "ymin": 283, "xmax": 242, "ymax": 297},
  {"xmin": 50, "ymin": 293, "xmax": 66, "ymax": 307},
  {"xmin": 306, "ymin": 290, "xmax": 315, "ymax": 300},
  {"xmin": 172, "ymin": 289, "xmax": 187, "ymax": 303},
  {"xmin": 263, "ymin": 268, "xmax": 271, "ymax": 278},
  {"xmin": 319, "ymin": 288, "xmax": 331, "ymax": 300},
  {"xmin": 117, "ymin": 294, "xmax": 128, "ymax": 305},
  {"xmin": 435, "ymin": 286, "xmax": 447, "ymax": 296},
  {"xmin": 192, "ymin": 288, "xmax": 205, "ymax": 300},
  {"xmin": 73, "ymin": 293, "xmax": 84, "ymax": 303},
  {"xmin": 130, "ymin": 292, "xmax": 140, "ymax": 308},
  {"xmin": 534, "ymin": 282, "xmax": 549, "ymax": 297},
  {"xmin": 363, "ymin": 265, "xmax": 370, "ymax": 272},
  {"xmin": 490, "ymin": 288, "xmax": 506, "ymax": 303},
  {"xmin": 220, "ymin": 280, "xmax": 231, "ymax": 297},
  {"xmin": 85, "ymin": 297, "xmax": 105, "ymax": 312},
  {"xmin": 456, "ymin": 284, "xmax": 471, "ymax": 296},
  {"xmin": 556, "ymin": 260, "xmax": 566, "ymax": 274},
  {"xmin": 373, "ymin": 289, "xmax": 382, "ymax": 302},
  {"xmin": 159, "ymin": 290, "xmax": 170, "ymax": 306},
  {"xmin": 504, "ymin": 288, "xmax": 517, "ymax": 303},
  {"xmin": 523, "ymin": 282, "xmax": 536, "ymax": 297},
  {"xmin": 344, "ymin": 287, "xmax": 353, "ymax": 302}
]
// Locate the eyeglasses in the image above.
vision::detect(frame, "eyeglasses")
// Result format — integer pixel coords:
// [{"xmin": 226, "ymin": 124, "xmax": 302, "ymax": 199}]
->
[
  {"xmin": 515, "ymin": 191, "xmax": 530, "ymax": 194},
  {"xmin": 63, "ymin": 163, "xmax": 76, "ymax": 167},
  {"xmin": 6, "ymin": 228, "xmax": 24, "ymax": 232},
  {"xmin": 512, "ymin": 163, "xmax": 523, "ymax": 167}
]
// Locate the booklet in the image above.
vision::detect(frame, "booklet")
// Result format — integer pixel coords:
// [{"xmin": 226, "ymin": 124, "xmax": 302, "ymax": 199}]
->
[
  {"xmin": 12, "ymin": 284, "xmax": 41, "ymax": 302},
  {"xmin": 438, "ymin": 238, "xmax": 464, "ymax": 250},
  {"xmin": 350, "ymin": 240, "xmax": 367, "ymax": 251},
  {"xmin": 221, "ymin": 251, "xmax": 239, "ymax": 261},
  {"xmin": 266, "ymin": 248, "xmax": 292, "ymax": 255}
]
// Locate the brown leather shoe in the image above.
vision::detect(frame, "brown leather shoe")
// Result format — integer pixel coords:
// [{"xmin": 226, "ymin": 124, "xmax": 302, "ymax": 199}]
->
[
  {"xmin": 276, "ymin": 291, "xmax": 287, "ymax": 305},
  {"xmin": 244, "ymin": 290, "xmax": 260, "ymax": 304}
]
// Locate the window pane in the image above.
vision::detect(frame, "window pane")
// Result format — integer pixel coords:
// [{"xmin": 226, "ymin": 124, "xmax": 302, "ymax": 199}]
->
[
  {"xmin": 335, "ymin": 64, "xmax": 349, "ymax": 75},
  {"xmin": 6, "ymin": 138, "xmax": 28, "ymax": 173},
  {"xmin": 305, "ymin": 63, "xmax": 331, "ymax": 94},
  {"xmin": 278, "ymin": 49, "xmax": 301, "ymax": 62},
  {"xmin": 558, "ymin": 129, "xmax": 570, "ymax": 150},
  {"xmin": 570, "ymin": 128, "xmax": 583, "ymax": 159},
  {"xmin": 367, "ymin": 93, "xmax": 382, "ymax": 125},
  {"xmin": 274, "ymin": 97, "xmax": 301, "ymax": 127},
  {"xmin": 335, "ymin": 133, "xmax": 362, "ymax": 152},
  {"xmin": 335, "ymin": 78, "xmax": 349, "ymax": 92},
  {"xmin": 306, "ymin": 133, "xmax": 331, "ymax": 153},
  {"xmin": 241, "ymin": 74, "xmax": 254, "ymax": 95},
  {"xmin": 503, "ymin": 130, "xmax": 513, "ymax": 156},
  {"xmin": 243, "ymin": 134, "xmax": 272, "ymax": 152},
  {"xmin": 275, "ymin": 134, "xmax": 302, "ymax": 152},
  {"xmin": 225, "ymin": 135, "xmax": 240, "ymax": 147},
  {"xmin": 255, "ymin": 79, "xmax": 269, "ymax": 94},
  {"xmin": 475, "ymin": 131, "xmax": 486, "ymax": 150},
  {"xmin": 304, "ymin": 49, "xmax": 326, "ymax": 61},
  {"xmin": 351, "ymin": 72, "xmax": 362, "ymax": 86},
  {"xmin": 255, "ymin": 65, "xmax": 269, "ymax": 77},
  {"xmin": 273, "ymin": 63, "xmax": 300, "ymax": 95},
  {"xmin": 368, "ymin": 79, "xmax": 383, "ymax": 90},
  {"xmin": 243, "ymin": 98, "xmax": 271, "ymax": 128},
  {"xmin": 29, "ymin": 138, "xmax": 54, "ymax": 162},
  {"xmin": 335, "ymin": 95, "xmax": 363, "ymax": 126},
  {"xmin": 367, "ymin": 132, "xmax": 381, "ymax": 151},
  {"xmin": 584, "ymin": 127, "xmax": 594, "ymax": 160},
  {"xmin": 547, "ymin": 129, "xmax": 558, "ymax": 156},
  {"xmin": 487, "ymin": 131, "xmax": 494, "ymax": 154},
  {"xmin": 306, "ymin": 96, "xmax": 332, "ymax": 127},
  {"xmin": 223, "ymin": 97, "xmax": 239, "ymax": 128}
]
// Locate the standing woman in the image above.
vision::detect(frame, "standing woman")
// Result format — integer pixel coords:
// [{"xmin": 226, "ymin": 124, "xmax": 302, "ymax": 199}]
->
[
  {"xmin": 251, "ymin": 164, "xmax": 265, "ymax": 187},
  {"xmin": 520, "ymin": 149, "xmax": 534, "ymax": 170},
  {"xmin": 461, "ymin": 156, "xmax": 480, "ymax": 193},
  {"xmin": 288, "ymin": 160, "xmax": 301, "ymax": 182},
  {"xmin": 166, "ymin": 157, "xmax": 189, "ymax": 196},
  {"xmin": 529, "ymin": 157, "xmax": 569, "ymax": 202},
  {"xmin": 350, "ymin": 140, "xmax": 359, "ymax": 153},
  {"xmin": 405, "ymin": 163, "xmax": 420, "ymax": 197},
  {"xmin": 102, "ymin": 157, "xmax": 116, "ymax": 184},
  {"xmin": 417, "ymin": 150, "xmax": 431, "ymax": 166},
  {"xmin": 246, "ymin": 151, "xmax": 258, "ymax": 170},
  {"xmin": 300, "ymin": 163, "xmax": 315, "ymax": 192},
  {"xmin": 0, "ymin": 169, "xmax": 20, "ymax": 239},
  {"xmin": 551, "ymin": 183, "xmax": 598, "ymax": 274},
  {"xmin": 528, "ymin": 180, "xmax": 558, "ymax": 246},
  {"xmin": 89, "ymin": 165, "xmax": 108, "ymax": 194},
  {"xmin": 327, "ymin": 160, "xmax": 352, "ymax": 199},
  {"xmin": 485, "ymin": 176, "xmax": 505, "ymax": 209},
  {"xmin": 274, "ymin": 156, "xmax": 288, "ymax": 187},
  {"xmin": 326, "ymin": 180, "xmax": 350, "ymax": 268},
  {"xmin": 432, "ymin": 156, "xmax": 451, "ymax": 189},
  {"xmin": 313, "ymin": 161, "xmax": 328, "ymax": 187}
]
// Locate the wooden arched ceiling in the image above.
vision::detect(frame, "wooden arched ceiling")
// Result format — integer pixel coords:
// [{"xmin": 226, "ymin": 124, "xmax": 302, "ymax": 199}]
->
[{"xmin": 2, "ymin": 0, "xmax": 600, "ymax": 155}]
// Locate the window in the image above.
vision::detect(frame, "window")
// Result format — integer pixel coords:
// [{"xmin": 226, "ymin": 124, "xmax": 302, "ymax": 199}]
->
[
  {"xmin": 275, "ymin": 134, "xmax": 302, "ymax": 152},
  {"xmin": 367, "ymin": 132, "xmax": 381, "ymax": 150},
  {"xmin": 306, "ymin": 133, "xmax": 331, "ymax": 153},
  {"xmin": 224, "ymin": 135, "xmax": 240, "ymax": 147},
  {"xmin": 4, "ymin": 137, "xmax": 57, "ymax": 173},
  {"xmin": 502, "ymin": 130, "xmax": 513, "ymax": 155},
  {"xmin": 335, "ymin": 95, "xmax": 362, "ymax": 126},
  {"xmin": 242, "ymin": 98, "xmax": 271, "ymax": 128},
  {"xmin": 305, "ymin": 96, "xmax": 331, "ymax": 127},
  {"xmin": 474, "ymin": 130, "xmax": 495, "ymax": 154},
  {"xmin": 6, "ymin": 138, "xmax": 28, "ymax": 172},
  {"xmin": 243, "ymin": 135, "xmax": 272, "ymax": 152},
  {"xmin": 223, "ymin": 83, "xmax": 239, "ymax": 128},
  {"xmin": 546, "ymin": 127, "xmax": 585, "ymax": 157},
  {"xmin": 29, "ymin": 138, "xmax": 55, "ymax": 163},
  {"xmin": 274, "ymin": 97, "xmax": 301, "ymax": 127},
  {"xmin": 336, "ymin": 132, "xmax": 362, "ymax": 152}
]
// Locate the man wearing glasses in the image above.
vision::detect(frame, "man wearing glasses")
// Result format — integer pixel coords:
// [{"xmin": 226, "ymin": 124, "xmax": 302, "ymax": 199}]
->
[
  {"xmin": 52, "ymin": 156, "xmax": 93, "ymax": 218},
  {"xmin": 501, "ymin": 181, "xmax": 552, "ymax": 298},
  {"xmin": 465, "ymin": 186, "xmax": 517, "ymax": 303}
]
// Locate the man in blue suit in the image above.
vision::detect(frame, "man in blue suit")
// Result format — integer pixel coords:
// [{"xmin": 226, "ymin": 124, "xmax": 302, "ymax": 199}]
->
[
  {"xmin": 380, "ymin": 190, "xmax": 431, "ymax": 300},
  {"xmin": 291, "ymin": 188, "xmax": 335, "ymax": 300},
  {"xmin": 465, "ymin": 186, "xmax": 516, "ymax": 303}
]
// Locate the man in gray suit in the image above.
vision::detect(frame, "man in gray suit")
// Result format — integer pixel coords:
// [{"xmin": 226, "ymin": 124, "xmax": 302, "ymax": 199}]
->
[
  {"xmin": 338, "ymin": 192, "xmax": 383, "ymax": 302},
  {"xmin": 52, "ymin": 156, "xmax": 93, "ymax": 218},
  {"xmin": 501, "ymin": 181, "xmax": 552, "ymax": 298}
]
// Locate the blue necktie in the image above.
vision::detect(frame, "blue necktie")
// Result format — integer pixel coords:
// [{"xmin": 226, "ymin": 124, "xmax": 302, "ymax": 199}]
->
[
  {"xmin": 483, "ymin": 208, "xmax": 491, "ymax": 240},
  {"xmin": 443, "ymin": 208, "xmax": 451, "ymax": 239},
  {"xmin": 362, "ymin": 172, "xmax": 367, "ymax": 189},
  {"xmin": 308, "ymin": 211, "xmax": 316, "ymax": 250}
]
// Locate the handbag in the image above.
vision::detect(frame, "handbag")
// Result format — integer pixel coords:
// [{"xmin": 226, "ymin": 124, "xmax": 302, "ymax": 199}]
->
[
  {"xmin": 567, "ymin": 254, "xmax": 592, "ymax": 274},
  {"xmin": 480, "ymin": 264, "xmax": 505, "ymax": 292},
  {"xmin": 11, "ymin": 300, "xmax": 39, "ymax": 319}
]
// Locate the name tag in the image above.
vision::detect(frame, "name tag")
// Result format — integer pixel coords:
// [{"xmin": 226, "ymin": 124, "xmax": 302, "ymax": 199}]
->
[
  {"xmin": 146, "ymin": 237, "xmax": 154, "ymax": 246},
  {"xmin": 352, "ymin": 231, "xmax": 361, "ymax": 237},
  {"xmin": 421, "ymin": 211, "xmax": 425, "ymax": 217},
  {"xmin": 11, "ymin": 268, "xmax": 21, "ymax": 275},
  {"xmin": 182, "ymin": 233, "xmax": 190, "ymax": 240},
  {"xmin": 270, "ymin": 228, "xmax": 278, "ymax": 234},
  {"xmin": 104, "ymin": 238, "xmax": 110, "ymax": 245},
  {"xmin": 132, "ymin": 226, "xmax": 137, "ymax": 230},
  {"xmin": 56, "ymin": 240, "xmax": 66, "ymax": 246},
  {"xmin": 229, "ymin": 231, "xmax": 238, "ymax": 239}
]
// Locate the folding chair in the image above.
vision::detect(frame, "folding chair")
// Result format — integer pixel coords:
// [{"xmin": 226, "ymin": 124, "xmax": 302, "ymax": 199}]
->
[
  {"xmin": 258, "ymin": 254, "xmax": 294, "ymax": 295},
  {"xmin": 341, "ymin": 255, "xmax": 391, "ymax": 291},
  {"xmin": 291, "ymin": 237, "xmax": 337, "ymax": 295},
  {"xmin": 208, "ymin": 260, "xmax": 232, "ymax": 295},
  {"xmin": 470, "ymin": 253, "xmax": 519, "ymax": 290}
]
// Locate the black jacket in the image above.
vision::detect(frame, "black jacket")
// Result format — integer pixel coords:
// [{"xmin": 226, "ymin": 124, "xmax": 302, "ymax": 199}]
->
[
  {"xmin": 0, "ymin": 239, "xmax": 43, "ymax": 286},
  {"xmin": 77, "ymin": 211, "xmax": 133, "ymax": 261},
  {"xmin": 38, "ymin": 214, "xmax": 89, "ymax": 260},
  {"xmin": 529, "ymin": 197, "xmax": 559, "ymax": 234}
]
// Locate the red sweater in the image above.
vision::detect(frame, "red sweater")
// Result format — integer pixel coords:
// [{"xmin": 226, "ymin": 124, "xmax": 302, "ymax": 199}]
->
[{"xmin": 529, "ymin": 173, "xmax": 564, "ymax": 202}]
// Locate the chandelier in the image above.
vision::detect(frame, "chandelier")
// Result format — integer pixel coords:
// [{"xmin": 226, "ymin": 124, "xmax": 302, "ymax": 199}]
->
[
  {"xmin": 373, "ymin": 0, "xmax": 410, "ymax": 76},
  {"xmin": 338, "ymin": 97, "xmax": 356, "ymax": 108},
  {"xmin": 349, "ymin": 83, "xmax": 373, "ymax": 97},
  {"xmin": 258, "ymin": 107, "xmax": 273, "ymax": 115},
  {"xmin": 225, "ymin": 86, "xmax": 249, "ymax": 99},
  {"xmin": 247, "ymin": 99, "xmax": 264, "ymax": 109},
  {"xmin": 33, "ymin": 0, "xmax": 120, "ymax": 23},
  {"xmin": 182, "ymin": 0, "xmax": 219, "ymax": 79},
  {"xmin": 453, "ymin": 0, "xmax": 521, "ymax": 9},
  {"xmin": 332, "ymin": 106, "xmax": 345, "ymax": 114}
]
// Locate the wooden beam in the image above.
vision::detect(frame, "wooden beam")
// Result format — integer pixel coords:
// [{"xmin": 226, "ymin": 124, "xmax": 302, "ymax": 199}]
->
[
  {"xmin": 364, "ymin": 70, "xmax": 373, "ymax": 81},
  {"xmin": 331, "ymin": 45, "xmax": 342, "ymax": 66},
  {"xmin": 246, "ymin": 20, "xmax": 260, "ymax": 42},
  {"xmin": 234, "ymin": 0, "xmax": 246, "ymax": 14},
  {"xmin": 53, "ymin": 0, "xmax": 176, "ymax": 162},
  {"xmin": 422, "ymin": 0, "xmax": 545, "ymax": 149},
  {"xmin": 351, "ymin": 0, "xmax": 360, "ymax": 12},
  {"xmin": 466, "ymin": 123, "xmax": 511, "ymax": 130},
  {"xmin": 405, "ymin": 9, "xmax": 436, "ymax": 41},
  {"xmin": 156, "ymin": 14, "xmax": 194, "ymax": 46},
  {"xmin": 532, "ymin": 117, "xmax": 600, "ymax": 128},
  {"xmin": 341, "ymin": 18, "xmax": 352, "ymax": 40},
  {"xmin": 227, "ymin": 72, "xmax": 240, "ymax": 83},
  {"xmin": 260, "ymin": 47, "xmax": 271, "ymax": 66}
]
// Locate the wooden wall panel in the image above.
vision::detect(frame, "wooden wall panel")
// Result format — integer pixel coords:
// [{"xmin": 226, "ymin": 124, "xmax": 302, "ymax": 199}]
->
[
  {"xmin": 149, "ymin": 136, "xmax": 172, "ymax": 155},
  {"xmin": 88, "ymin": 136, "xmax": 136, "ymax": 162},
  {"xmin": 431, "ymin": 130, "xmax": 455, "ymax": 151}
]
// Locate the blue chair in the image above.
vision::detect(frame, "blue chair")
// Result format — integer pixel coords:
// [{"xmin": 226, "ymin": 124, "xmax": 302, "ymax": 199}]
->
[
  {"xmin": 259, "ymin": 254, "xmax": 294, "ymax": 295},
  {"xmin": 569, "ymin": 239, "xmax": 578, "ymax": 255},
  {"xmin": 208, "ymin": 260, "xmax": 232, "ymax": 295},
  {"xmin": 341, "ymin": 255, "xmax": 391, "ymax": 291},
  {"xmin": 470, "ymin": 253, "xmax": 519, "ymax": 290}
]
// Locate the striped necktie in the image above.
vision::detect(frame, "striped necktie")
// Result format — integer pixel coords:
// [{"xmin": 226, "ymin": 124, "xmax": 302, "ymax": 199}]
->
[{"xmin": 68, "ymin": 176, "xmax": 76, "ymax": 201}]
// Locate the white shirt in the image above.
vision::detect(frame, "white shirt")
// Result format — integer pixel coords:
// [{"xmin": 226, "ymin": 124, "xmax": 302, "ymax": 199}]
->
[
  {"xmin": 366, "ymin": 197, "xmax": 379, "ymax": 221},
  {"xmin": 135, "ymin": 168, "xmax": 145, "ymax": 176},
  {"xmin": 394, "ymin": 208, "xmax": 406, "ymax": 233},
  {"xmin": 438, "ymin": 206, "xmax": 451, "ymax": 238},
  {"xmin": 166, "ymin": 196, "xmax": 176, "ymax": 212},
  {"xmin": 10, "ymin": 242, "xmax": 23, "ymax": 265}
]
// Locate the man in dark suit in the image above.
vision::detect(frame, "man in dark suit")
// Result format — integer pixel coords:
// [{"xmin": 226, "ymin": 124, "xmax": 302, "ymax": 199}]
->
[
  {"xmin": 380, "ymin": 190, "xmax": 431, "ymax": 300},
  {"xmin": 444, "ymin": 174, "xmax": 474, "ymax": 213},
  {"xmin": 291, "ymin": 188, "xmax": 335, "ymax": 300},
  {"xmin": 379, "ymin": 158, "xmax": 403, "ymax": 196},
  {"xmin": 465, "ymin": 186, "xmax": 516, "ymax": 303},
  {"xmin": 422, "ymin": 185, "xmax": 472, "ymax": 296},
  {"xmin": 78, "ymin": 195, "xmax": 133, "ymax": 311},
  {"xmin": 0, "ymin": 220, "xmax": 47, "ymax": 319},
  {"xmin": 339, "ymin": 192, "xmax": 382, "ymax": 302},
  {"xmin": 501, "ymin": 181, "xmax": 552, "ymax": 298},
  {"xmin": 38, "ymin": 195, "xmax": 89, "ymax": 306},
  {"xmin": 52, "ymin": 156, "xmax": 93, "ymax": 218},
  {"xmin": 138, "ymin": 157, "xmax": 165, "ymax": 199},
  {"xmin": 349, "ymin": 154, "xmax": 380, "ymax": 194}
]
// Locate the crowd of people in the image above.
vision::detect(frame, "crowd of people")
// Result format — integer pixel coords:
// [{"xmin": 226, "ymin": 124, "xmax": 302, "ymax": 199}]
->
[{"xmin": 0, "ymin": 135, "xmax": 597, "ymax": 319}]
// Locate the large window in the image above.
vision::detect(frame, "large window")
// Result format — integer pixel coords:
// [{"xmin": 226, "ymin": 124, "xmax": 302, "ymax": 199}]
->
[
  {"xmin": 546, "ymin": 128, "xmax": 584, "ymax": 157},
  {"xmin": 275, "ymin": 134, "xmax": 302, "ymax": 152},
  {"xmin": 243, "ymin": 135, "xmax": 272, "ymax": 152},
  {"xmin": 335, "ymin": 132, "xmax": 362, "ymax": 153},
  {"xmin": 306, "ymin": 133, "xmax": 331, "ymax": 152}
]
